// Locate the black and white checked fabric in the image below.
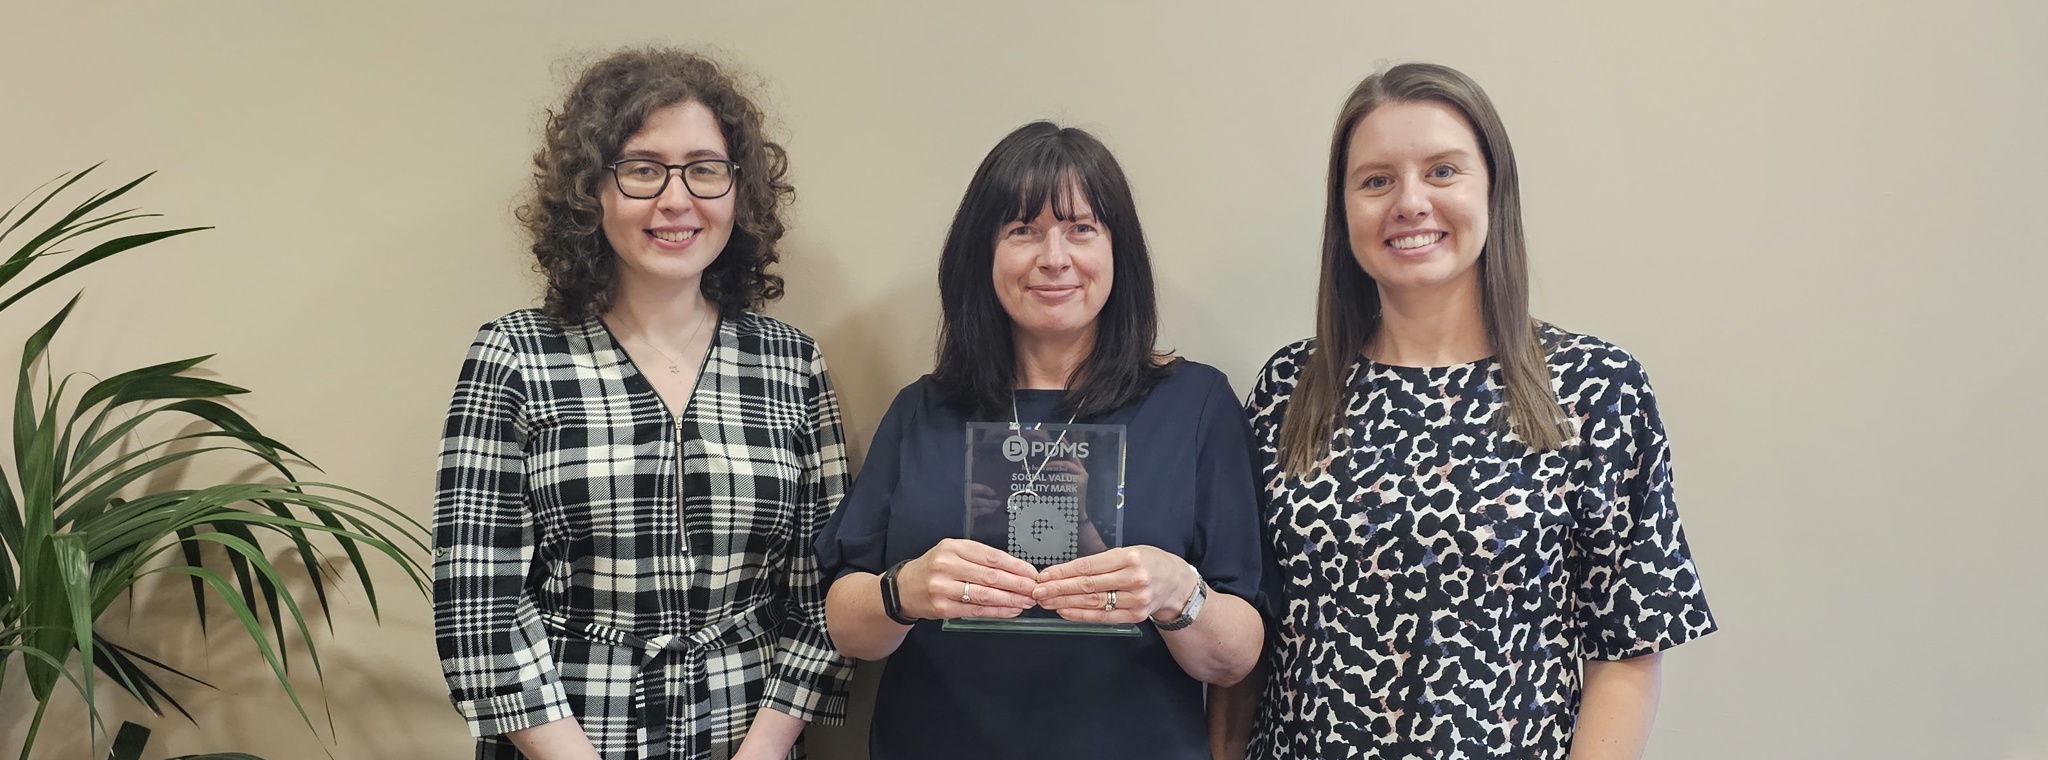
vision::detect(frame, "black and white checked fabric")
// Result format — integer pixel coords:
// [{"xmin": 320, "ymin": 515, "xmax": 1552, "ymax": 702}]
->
[{"xmin": 433, "ymin": 309, "xmax": 853, "ymax": 760}]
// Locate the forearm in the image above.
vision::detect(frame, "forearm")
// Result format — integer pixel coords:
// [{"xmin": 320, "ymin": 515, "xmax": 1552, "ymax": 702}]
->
[
  {"xmin": 823, "ymin": 572, "xmax": 910, "ymax": 661},
  {"xmin": 1159, "ymin": 592, "xmax": 1262, "ymax": 686},
  {"xmin": 1569, "ymin": 653, "xmax": 1664, "ymax": 760},
  {"xmin": 1208, "ymin": 656, "xmax": 1265, "ymax": 760},
  {"xmin": 506, "ymin": 716, "xmax": 601, "ymax": 760},
  {"xmin": 732, "ymin": 706, "xmax": 807, "ymax": 760}
]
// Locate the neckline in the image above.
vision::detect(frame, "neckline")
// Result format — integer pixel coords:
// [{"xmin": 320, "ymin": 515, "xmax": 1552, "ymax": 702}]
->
[
  {"xmin": 1361, "ymin": 354, "xmax": 1496, "ymax": 372},
  {"xmin": 1350, "ymin": 355, "xmax": 1497, "ymax": 391},
  {"xmin": 594, "ymin": 314, "xmax": 725, "ymax": 421}
]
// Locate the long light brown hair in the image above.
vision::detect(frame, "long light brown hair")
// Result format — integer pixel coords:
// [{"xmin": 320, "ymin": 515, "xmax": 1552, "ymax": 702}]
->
[{"xmin": 1277, "ymin": 62, "xmax": 1570, "ymax": 477}]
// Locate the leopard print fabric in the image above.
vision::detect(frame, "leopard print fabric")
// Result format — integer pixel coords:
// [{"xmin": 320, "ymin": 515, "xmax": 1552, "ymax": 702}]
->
[{"xmin": 1245, "ymin": 326, "xmax": 1715, "ymax": 759}]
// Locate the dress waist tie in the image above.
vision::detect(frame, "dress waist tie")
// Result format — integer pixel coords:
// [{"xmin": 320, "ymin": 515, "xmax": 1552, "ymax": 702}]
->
[{"xmin": 541, "ymin": 601, "xmax": 779, "ymax": 758}]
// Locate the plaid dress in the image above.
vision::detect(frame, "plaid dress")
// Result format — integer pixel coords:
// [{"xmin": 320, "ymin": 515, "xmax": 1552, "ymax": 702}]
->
[{"xmin": 433, "ymin": 309, "xmax": 854, "ymax": 760}]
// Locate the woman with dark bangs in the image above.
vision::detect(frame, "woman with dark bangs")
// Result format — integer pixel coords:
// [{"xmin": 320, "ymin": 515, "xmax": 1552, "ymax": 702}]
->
[
  {"xmin": 433, "ymin": 48, "xmax": 852, "ymax": 760},
  {"xmin": 817, "ymin": 121, "xmax": 1266, "ymax": 759},
  {"xmin": 1216, "ymin": 63, "xmax": 1716, "ymax": 759}
]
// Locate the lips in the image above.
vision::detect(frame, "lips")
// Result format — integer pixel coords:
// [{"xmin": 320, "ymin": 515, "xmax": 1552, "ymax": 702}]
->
[
  {"xmin": 1387, "ymin": 231, "xmax": 1445, "ymax": 250},
  {"xmin": 649, "ymin": 229, "xmax": 698, "ymax": 244}
]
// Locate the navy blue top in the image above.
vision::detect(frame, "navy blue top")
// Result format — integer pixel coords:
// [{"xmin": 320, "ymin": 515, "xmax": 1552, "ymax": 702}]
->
[{"xmin": 817, "ymin": 361, "xmax": 1266, "ymax": 760}]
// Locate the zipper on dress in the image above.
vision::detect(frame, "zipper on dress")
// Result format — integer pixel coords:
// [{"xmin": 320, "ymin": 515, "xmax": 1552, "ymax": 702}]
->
[
  {"xmin": 670, "ymin": 318, "xmax": 715, "ymax": 586},
  {"xmin": 676, "ymin": 413, "xmax": 689, "ymax": 572}
]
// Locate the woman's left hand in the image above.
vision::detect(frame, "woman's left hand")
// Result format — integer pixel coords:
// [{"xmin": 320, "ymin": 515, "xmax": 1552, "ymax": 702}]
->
[{"xmin": 1032, "ymin": 545, "xmax": 1197, "ymax": 625}]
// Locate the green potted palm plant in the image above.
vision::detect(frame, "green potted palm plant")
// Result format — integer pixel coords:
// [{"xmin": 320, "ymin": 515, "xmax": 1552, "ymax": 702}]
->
[{"xmin": 0, "ymin": 166, "xmax": 430, "ymax": 760}]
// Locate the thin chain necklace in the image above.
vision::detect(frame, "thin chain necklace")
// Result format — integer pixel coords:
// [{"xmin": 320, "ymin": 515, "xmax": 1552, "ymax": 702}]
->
[
  {"xmin": 1009, "ymin": 393, "xmax": 1080, "ymax": 504},
  {"xmin": 623, "ymin": 303, "xmax": 713, "ymax": 375}
]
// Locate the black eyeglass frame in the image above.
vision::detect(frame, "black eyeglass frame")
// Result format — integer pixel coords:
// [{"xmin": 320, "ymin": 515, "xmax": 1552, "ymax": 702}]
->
[{"xmin": 605, "ymin": 158, "xmax": 743, "ymax": 200}]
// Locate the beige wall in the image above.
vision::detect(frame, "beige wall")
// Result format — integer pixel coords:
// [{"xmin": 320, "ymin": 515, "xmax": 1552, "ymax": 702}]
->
[{"xmin": 4, "ymin": 1, "xmax": 2045, "ymax": 758}]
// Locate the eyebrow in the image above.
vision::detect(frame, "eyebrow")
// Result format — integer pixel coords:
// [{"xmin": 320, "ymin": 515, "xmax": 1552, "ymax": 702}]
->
[
  {"xmin": 1347, "ymin": 148, "xmax": 1478, "ymax": 177},
  {"xmin": 616, "ymin": 147, "xmax": 728, "ymax": 161},
  {"xmin": 1007, "ymin": 212, "xmax": 1098, "ymax": 226}
]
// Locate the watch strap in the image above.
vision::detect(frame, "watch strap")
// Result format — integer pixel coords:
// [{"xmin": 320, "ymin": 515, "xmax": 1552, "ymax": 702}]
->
[
  {"xmin": 1155, "ymin": 563, "xmax": 1207, "ymax": 631},
  {"xmin": 880, "ymin": 559, "xmax": 918, "ymax": 626}
]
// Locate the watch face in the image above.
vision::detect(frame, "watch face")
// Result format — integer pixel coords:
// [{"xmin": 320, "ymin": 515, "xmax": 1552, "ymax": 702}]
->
[
  {"xmin": 881, "ymin": 563, "xmax": 913, "ymax": 623},
  {"xmin": 1157, "ymin": 575, "xmax": 1208, "ymax": 631}
]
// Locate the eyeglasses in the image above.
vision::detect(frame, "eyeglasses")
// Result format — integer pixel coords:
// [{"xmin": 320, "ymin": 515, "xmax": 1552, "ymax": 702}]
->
[{"xmin": 606, "ymin": 158, "xmax": 741, "ymax": 200}]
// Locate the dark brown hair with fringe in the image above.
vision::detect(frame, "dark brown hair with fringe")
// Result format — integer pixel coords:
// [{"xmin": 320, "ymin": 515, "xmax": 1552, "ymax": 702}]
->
[{"xmin": 931, "ymin": 121, "xmax": 1176, "ymax": 419}]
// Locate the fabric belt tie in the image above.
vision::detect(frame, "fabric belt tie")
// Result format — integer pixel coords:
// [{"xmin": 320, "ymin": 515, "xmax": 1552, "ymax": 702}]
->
[{"xmin": 540, "ymin": 602, "xmax": 779, "ymax": 758}]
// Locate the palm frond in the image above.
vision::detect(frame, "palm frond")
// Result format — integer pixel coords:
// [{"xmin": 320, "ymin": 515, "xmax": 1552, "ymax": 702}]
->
[
  {"xmin": 0, "ymin": 168, "xmax": 427, "ymax": 759},
  {"xmin": 92, "ymin": 632, "xmax": 209, "ymax": 722},
  {"xmin": 137, "ymin": 564, "xmax": 315, "ymax": 734},
  {"xmin": 0, "ymin": 164, "xmax": 101, "ymax": 248}
]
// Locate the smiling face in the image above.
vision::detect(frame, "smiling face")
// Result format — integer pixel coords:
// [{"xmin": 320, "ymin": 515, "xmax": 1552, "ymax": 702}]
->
[
  {"xmin": 600, "ymin": 100, "xmax": 736, "ymax": 292},
  {"xmin": 1343, "ymin": 99, "xmax": 1491, "ymax": 299},
  {"xmin": 992, "ymin": 186, "xmax": 1113, "ymax": 346}
]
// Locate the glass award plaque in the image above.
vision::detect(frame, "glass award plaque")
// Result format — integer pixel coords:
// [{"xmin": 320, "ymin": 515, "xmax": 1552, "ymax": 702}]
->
[{"xmin": 945, "ymin": 421, "xmax": 1138, "ymax": 636}]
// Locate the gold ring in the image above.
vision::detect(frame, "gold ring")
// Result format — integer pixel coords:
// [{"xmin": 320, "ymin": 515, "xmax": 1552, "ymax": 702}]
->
[
  {"xmin": 1104, "ymin": 590, "xmax": 1118, "ymax": 611},
  {"xmin": 961, "ymin": 582, "xmax": 973, "ymax": 604}
]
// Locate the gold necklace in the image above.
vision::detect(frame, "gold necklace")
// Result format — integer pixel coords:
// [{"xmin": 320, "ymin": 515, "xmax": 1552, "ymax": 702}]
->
[{"xmin": 624, "ymin": 304, "xmax": 713, "ymax": 375}]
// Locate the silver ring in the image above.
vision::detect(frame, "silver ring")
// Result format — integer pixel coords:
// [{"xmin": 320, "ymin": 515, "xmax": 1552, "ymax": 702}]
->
[
  {"xmin": 1104, "ymin": 590, "xmax": 1118, "ymax": 611},
  {"xmin": 961, "ymin": 582, "xmax": 973, "ymax": 604}
]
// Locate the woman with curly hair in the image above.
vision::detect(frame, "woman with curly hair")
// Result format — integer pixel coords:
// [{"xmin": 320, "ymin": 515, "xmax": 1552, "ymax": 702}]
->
[{"xmin": 433, "ymin": 47, "xmax": 852, "ymax": 760}]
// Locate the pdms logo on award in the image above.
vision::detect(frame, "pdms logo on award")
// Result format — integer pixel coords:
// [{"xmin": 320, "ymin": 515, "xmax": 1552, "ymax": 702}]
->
[{"xmin": 1001, "ymin": 434, "xmax": 1091, "ymax": 463}]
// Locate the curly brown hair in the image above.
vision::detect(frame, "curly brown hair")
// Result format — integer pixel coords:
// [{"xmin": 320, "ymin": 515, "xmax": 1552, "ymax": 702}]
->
[{"xmin": 519, "ymin": 47, "xmax": 792, "ymax": 323}]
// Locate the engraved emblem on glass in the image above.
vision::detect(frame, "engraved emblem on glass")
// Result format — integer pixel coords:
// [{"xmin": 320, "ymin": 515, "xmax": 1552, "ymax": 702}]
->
[{"xmin": 950, "ymin": 421, "xmax": 1134, "ymax": 635}]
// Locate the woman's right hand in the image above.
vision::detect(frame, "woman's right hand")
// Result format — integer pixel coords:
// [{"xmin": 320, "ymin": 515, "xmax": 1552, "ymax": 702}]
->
[
  {"xmin": 898, "ymin": 538, "xmax": 1040, "ymax": 620},
  {"xmin": 505, "ymin": 717, "xmax": 603, "ymax": 760}
]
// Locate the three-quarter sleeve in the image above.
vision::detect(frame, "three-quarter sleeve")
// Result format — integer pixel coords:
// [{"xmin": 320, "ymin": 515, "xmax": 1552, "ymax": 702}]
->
[
  {"xmin": 760, "ymin": 348, "xmax": 857, "ymax": 724},
  {"xmin": 1187, "ymin": 368, "xmax": 1268, "ymax": 613},
  {"xmin": 1567, "ymin": 356, "xmax": 1718, "ymax": 660},
  {"xmin": 431, "ymin": 324, "xmax": 573, "ymax": 737}
]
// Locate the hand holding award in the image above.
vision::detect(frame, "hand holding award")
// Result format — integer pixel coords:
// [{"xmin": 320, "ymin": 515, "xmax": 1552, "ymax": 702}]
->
[{"xmin": 893, "ymin": 538, "xmax": 1040, "ymax": 621}]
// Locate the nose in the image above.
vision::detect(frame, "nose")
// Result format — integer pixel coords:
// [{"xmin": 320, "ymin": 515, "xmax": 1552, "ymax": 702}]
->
[
  {"xmin": 656, "ymin": 168, "xmax": 697, "ymax": 212},
  {"xmin": 1039, "ymin": 232, "xmax": 1073, "ymax": 271},
  {"xmin": 1392, "ymin": 180, "xmax": 1431, "ymax": 222}
]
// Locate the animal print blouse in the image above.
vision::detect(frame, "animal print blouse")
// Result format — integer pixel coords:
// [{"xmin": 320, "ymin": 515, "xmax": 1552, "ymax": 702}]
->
[{"xmin": 1245, "ymin": 326, "xmax": 1715, "ymax": 758}]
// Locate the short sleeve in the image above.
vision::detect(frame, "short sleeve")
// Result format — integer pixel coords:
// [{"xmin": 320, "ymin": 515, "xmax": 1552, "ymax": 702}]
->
[
  {"xmin": 431, "ymin": 323, "xmax": 574, "ymax": 736},
  {"xmin": 1187, "ymin": 370, "xmax": 1269, "ymax": 616},
  {"xmin": 815, "ymin": 382, "xmax": 919, "ymax": 580},
  {"xmin": 1568, "ymin": 358, "xmax": 1717, "ymax": 660}
]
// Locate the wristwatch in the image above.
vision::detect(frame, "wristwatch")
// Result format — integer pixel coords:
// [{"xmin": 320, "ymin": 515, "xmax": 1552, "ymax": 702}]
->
[
  {"xmin": 1154, "ymin": 563, "xmax": 1208, "ymax": 631},
  {"xmin": 880, "ymin": 559, "xmax": 919, "ymax": 626}
]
